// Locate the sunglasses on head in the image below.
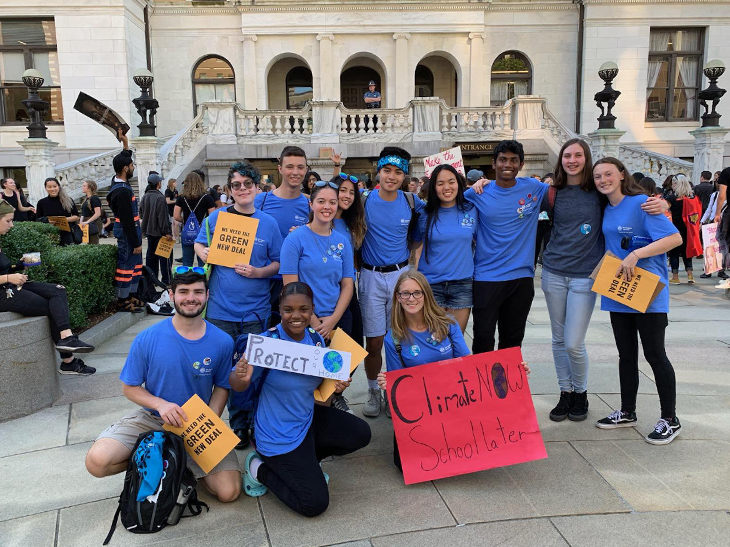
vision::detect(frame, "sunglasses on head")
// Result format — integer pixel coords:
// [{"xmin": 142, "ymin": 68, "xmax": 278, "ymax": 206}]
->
[
  {"xmin": 174, "ymin": 266, "xmax": 206, "ymax": 276},
  {"xmin": 228, "ymin": 180, "xmax": 256, "ymax": 190},
  {"xmin": 338, "ymin": 173, "xmax": 359, "ymax": 184},
  {"xmin": 314, "ymin": 180, "xmax": 339, "ymax": 190}
]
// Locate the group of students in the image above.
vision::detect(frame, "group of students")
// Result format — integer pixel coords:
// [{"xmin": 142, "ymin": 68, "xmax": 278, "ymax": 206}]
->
[{"xmin": 82, "ymin": 137, "xmax": 696, "ymax": 522}]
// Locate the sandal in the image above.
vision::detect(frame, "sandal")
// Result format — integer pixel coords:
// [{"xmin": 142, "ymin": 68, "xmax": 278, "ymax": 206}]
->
[
  {"xmin": 129, "ymin": 296, "xmax": 144, "ymax": 307},
  {"xmin": 243, "ymin": 451, "xmax": 267, "ymax": 497},
  {"xmin": 117, "ymin": 300, "xmax": 144, "ymax": 313}
]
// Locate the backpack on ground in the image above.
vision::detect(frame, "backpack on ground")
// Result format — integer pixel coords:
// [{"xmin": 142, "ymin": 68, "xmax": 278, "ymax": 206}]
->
[
  {"xmin": 135, "ymin": 265, "xmax": 169, "ymax": 304},
  {"xmin": 103, "ymin": 430, "xmax": 208, "ymax": 545},
  {"xmin": 181, "ymin": 196, "xmax": 206, "ymax": 245}
]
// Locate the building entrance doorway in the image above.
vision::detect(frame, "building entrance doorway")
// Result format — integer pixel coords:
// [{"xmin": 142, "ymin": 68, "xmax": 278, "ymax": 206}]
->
[{"xmin": 340, "ymin": 67, "xmax": 381, "ymax": 109}]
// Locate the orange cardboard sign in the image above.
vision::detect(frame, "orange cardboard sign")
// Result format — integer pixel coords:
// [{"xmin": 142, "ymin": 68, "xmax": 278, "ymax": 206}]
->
[
  {"xmin": 155, "ymin": 237, "xmax": 174, "ymax": 259},
  {"xmin": 590, "ymin": 252, "xmax": 665, "ymax": 313},
  {"xmin": 314, "ymin": 328, "xmax": 368, "ymax": 402},
  {"xmin": 163, "ymin": 394, "xmax": 239, "ymax": 474},
  {"xmin": 81, "ymin": 224, "xmax": 89, "ymax": 244},
  {"xmin": 48, "ymin": 216, "xmax": 71, "ymax": 232},
  {"xmin": 205, "ymin": 212, "xmax": 259, "ymax": 268}
]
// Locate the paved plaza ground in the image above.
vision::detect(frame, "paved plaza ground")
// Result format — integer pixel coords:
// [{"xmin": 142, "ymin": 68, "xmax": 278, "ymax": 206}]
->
[{"xmin": 1, "ymin": 268, "xmax": 729, "ymax": 547}]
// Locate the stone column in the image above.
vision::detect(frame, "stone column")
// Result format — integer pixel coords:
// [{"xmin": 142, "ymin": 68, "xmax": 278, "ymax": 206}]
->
[
  {"xmin": 393, "ymin": 33, "xmax": 411, "ymax": 108},
  {"xmin": 412, "ymin": 98, "xmax": 442, "ymax": 142},
  {"xmin": 689, "ymin": 126, "xmax": 730, "ymax": 186},
  {"xmin": 468, "ymin": 33, "xmax": 486, "ymax": 107},
  {"xmin": 317, "ymin": 34, "xmax": 335, "ymax": 101},
  {"xmin": 131, "ymin": 136, "xmax": 163, "ymax": 193},
  {"xmin": 241, "ymin": 34, "xmax": 258, "ymax": 110},
  {"xmin": 18, "ymin": 138, "xmax": 58, "ymax": 205},
  {"xmin": 586, "ymin": 129, "xmax": 626, "ymax": 160}
]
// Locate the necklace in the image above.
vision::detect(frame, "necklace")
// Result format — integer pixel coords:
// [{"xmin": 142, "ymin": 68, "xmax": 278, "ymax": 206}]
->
[{"xmin": 309, "ymin": 225, "xmax": 332, "ymax": 263}]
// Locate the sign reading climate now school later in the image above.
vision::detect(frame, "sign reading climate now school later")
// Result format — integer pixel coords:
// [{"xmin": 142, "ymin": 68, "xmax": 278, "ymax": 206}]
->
[
  {"xmin": 245, "ymin": 333, "xmax": 351, "ymax": 381},
  {"xmin": 386, "ymin": 347, "xmax": 546, "ymax": 485}
]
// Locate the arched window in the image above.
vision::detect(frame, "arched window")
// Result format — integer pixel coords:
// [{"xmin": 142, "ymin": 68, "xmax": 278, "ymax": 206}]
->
[
  {"xmin": 490, "ymin": 51, "xmax": 532, "ymax": 106},
  {"xmin": 415, "ymin": 65, "xmax": 434, "ymax": 97},
  {"xmin": 192, "ymin": 55, "xmax": 235, "ymax": 115},
  {"xmin": 286, "ymin": 66, "xmax": 313, "ymax": 109}
]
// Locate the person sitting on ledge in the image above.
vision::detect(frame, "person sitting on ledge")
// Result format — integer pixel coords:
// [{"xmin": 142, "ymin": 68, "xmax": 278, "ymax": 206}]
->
[{"xmin": 0, "ymin": 201, "xmax": 95, "ymax": 375}]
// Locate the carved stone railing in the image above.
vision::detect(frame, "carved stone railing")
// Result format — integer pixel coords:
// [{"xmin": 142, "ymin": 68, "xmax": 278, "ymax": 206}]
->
[
  {"xmin": 339, "ymin": 106, "xmax": 412, "ymax": 137},
  {"xmin": 160, "ymin": 106, "xmax": 208, "ymax": 179},
  {"xmin": 619, "ymin": 145, "xmax": 693, "ymax": 179},
  {"xmin": 440, "ymin": 102, "xmax": 513, "ymax": 134},
  {"xmin": 55, "ymin": 148, "xmax": 121, "ymax": 198},
  {"xmin": 234, "ymin": 104, "xmax": 312, "ymax": 139}
]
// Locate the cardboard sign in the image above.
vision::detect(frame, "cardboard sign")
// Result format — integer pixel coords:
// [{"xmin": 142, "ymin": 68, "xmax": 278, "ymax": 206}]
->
[
  {"xmin": 163, "ymin": 394, "xmax": 239, "ymax": 474},
  {"xmin": 590, "ymin": 252, "xmax": 664, "ymax": 313},
  {"xmin": 702, "ymin": 223, "xmax": 725, "ymax": 275},
  {"xmin": 245, "ymin": 333, "xmax": 350, "ymax": 381},
  {"xmin": 423, "ymin": 146, "xmax": 466, "ymax": 178},
  {"xmin": 314, "ymin": 328, "xmax": 369, "ymax": 402},
  {"xmin": 81, "ymin": 224, "xmax": 89, "ymax": 244},
  {"xmin": 48, "ymin": 216, "xmax": 71, "ymax": 232},
  {"xmin": 73, "ymin": 91, "xmax": 130, "ymax": 140},
  {"xmin": 155, "ymin": 237, "xmax": 175, "ymax": 259},
  {"xmin": 205, "ymin": 212, "xmax": 259, "ymax": 268},
  {"xmin": 387, "ymin": 347, "xmax": 546, "ymax": 485}
]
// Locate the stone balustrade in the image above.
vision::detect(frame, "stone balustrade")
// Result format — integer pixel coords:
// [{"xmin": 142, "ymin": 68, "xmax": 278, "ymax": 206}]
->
[
  {"xmin": 339, "ymin": 106, "xmax": 413, "ymax": 136},
  {"xmin": 235, "ymin": 104, "xmax": 312, "ymax": 137},
  {"xmin": 619, "ymin": 145, "xmax": 693, "ymax": 179},
  {"xmin": 441, "ymin": 103, "xmax": 513, "ymax": 134},
  {"xmin": 55, "ymin": 148, "xmax": 121, "ymax": 198},
  {"xmin": 159, "ymin": 106, "xmax": 209, "ymax": 180}
]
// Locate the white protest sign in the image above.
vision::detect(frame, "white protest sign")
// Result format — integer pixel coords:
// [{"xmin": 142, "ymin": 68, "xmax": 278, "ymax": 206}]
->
[
  {"xmin": 701, "ymin": 223, "xmax": 726, "ymax": 274},
  {"xmin": 245, "ymin": 334, "xmax": 351, "ymax": 381},
  {"xmin": 423, "ymin": 146, "xmax": 466, "ymax": 178}
]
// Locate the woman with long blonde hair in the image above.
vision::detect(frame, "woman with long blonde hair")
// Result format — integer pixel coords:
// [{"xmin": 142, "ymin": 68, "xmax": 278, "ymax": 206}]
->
[{"xmin": 666, "ymin": 174, "xmax": 701, "ymax": 284}]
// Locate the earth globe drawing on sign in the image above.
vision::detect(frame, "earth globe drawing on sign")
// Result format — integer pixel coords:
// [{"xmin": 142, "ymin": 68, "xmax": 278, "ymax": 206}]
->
[{"xmin": 322, "ymin": 351, "xmax": 344, "ymax": 374}]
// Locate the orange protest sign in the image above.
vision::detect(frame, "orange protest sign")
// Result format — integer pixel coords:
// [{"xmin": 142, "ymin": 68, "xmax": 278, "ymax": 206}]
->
[
  {"xmin": 48, "ymin": 216, "xmax": 71, "ymax": 232},
  {"xmin": 81, "ymin": 224, "xmax": 89, "ymax": 244},
  {"xmin": 314, "ymin": 328, "xmax": 368, "ymax": 402},
  {"xmin": 155, "ymin": 237, "xmax": 174, "ymax": 259},
  {"xmin": 163, "ymin": 394, "xmax": 239, "ymax": 474},
  {"xmin": 205, "ymin": 212, "xmax": 259, "ymax": 268},
  {"xmin": 590, "ymin": 252, "xmax": 664, "ymax": 313}
]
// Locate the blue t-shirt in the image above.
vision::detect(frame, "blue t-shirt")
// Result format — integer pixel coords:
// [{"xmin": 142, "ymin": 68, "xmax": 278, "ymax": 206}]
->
[
  {"xmin": 465, "ymin": 179, "xmax": 549, "ymax": 281},
  {"xmin": 385, "ymin": 321, "xmax": 470, "ymax": 370},
  {"xmin": 333, "ymin": 218, "xmax": 353, "ymax": 249},
  {"xmin": 120, "ymin": 318, "xmax": 233, "ymax": 412},
  {"xmin": 418, "ymin": 204, "xmax": 477, "ymax": 283},
  {"xmin": 254, "ymin": 192, "xmax": 309, "ymax": 281},
  {"xmin": 361, "ymin": 190, "xmax": 425, "ymax": 267},
  {"xmin": 280, "ymin": 226, "xmax": 355, "ymax": 317},
  {"xmin": 196, "ymin": 207, "xmax": 282, "ymax": 324},
  {"xmin": 601, "ymin": 194, "xmax": 678, "ymax": 314},
  {"xmin": 253, "ymin": 325, "xmax": 326, "ymax": 457}
]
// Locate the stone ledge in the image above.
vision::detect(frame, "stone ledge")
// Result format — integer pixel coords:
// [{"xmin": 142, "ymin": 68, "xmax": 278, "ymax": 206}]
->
[{"xmin": 80, "ymin": 308, "xmax": 148, "ymax": 350}]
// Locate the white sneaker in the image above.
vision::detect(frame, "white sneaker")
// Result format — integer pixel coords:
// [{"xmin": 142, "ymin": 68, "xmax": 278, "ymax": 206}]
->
[{"xmin": 362, "ymin": 388, "xmax": 382, "ymax": 418}]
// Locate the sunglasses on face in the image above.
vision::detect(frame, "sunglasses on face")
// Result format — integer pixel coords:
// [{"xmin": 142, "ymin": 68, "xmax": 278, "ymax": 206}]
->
[
  {"xmin": 228, "ymin": 180, "xmax": 256, "ymax": 190},
  {"xmin": 314, "ymin": 180, "xmax": 339, "ymax": 190},
  {"xmin": 338, "ymin": 173, "xmax": 359, "ymax": 184},
  {"xmin": 174, "ymin": 266, "xmax": 206, "ymax": 276}
]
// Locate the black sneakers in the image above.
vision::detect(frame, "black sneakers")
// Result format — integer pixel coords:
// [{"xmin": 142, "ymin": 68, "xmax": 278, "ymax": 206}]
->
[
  {"xmin": 331, "ymin": 393, "xmax": 353, "ymax": 414},
  {"xmin": 568, "ymin": 391, "xmax": 589, "ymax": 421},
  {"xmin": 55, "ymin": 335, "xmax": 95, "ymax": 354},
  {"xmin": 549, "ymin": 392, "xmax": 573, "ymax": 422},
  {"xmin": 234, "ymin": 428, "xmax": 250, "ymax": 450},
  {"xmin": 59, "ymin": 358, "xmax": 96, "ymax": 376},
  {"xmin": 645, "ymin": 417, "xmax": 681, "ymax": 445},
  {"xmin": 595, "ymin": 410, "xmax": 637, "ymax": 429}
]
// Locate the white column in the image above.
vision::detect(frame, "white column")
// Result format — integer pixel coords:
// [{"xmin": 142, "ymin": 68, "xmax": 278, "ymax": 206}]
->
[
  {"xmin": 468, "ymin": 33, "xmax": 486, "ymax": 107},
  {"xmin": 241, "ymin": 34, "xmax": 258, "ymax": 110},
  {"xmin": 317, "ymin": 34, "xmax": 335, "ymax": 101},
  {"xmin": 393, "ymin": 33, "xmax": 411, "ymax": 108},
  {"xmin": 130, "ymin": 137, "xmax": 163, "ymax": 191},
  {"xmin": 689, "ymin": 126, "xmax": 730, "ymax": 186},
  {"xmin": 586, "ymin": 129, "xmax": 626, "ymax": 160},
  {"xmin": 18, "ymin": 138, "xmax": 58, "ymax": 205}
]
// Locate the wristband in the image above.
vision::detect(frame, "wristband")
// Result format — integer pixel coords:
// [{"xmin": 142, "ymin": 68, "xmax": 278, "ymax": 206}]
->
[{"xmin": 631, "ymin": 250, "xmax": 640, "ymax": 260}]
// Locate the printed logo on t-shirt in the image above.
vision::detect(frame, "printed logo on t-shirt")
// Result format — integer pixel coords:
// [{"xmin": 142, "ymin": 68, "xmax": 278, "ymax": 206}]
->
[
  {"xmin": 255, "ymin": 236, "xmax": 266, "ymax": 246},
  {"xmin": 294, "ymin": 214, "xmax": 308, "ymax": 224},
  {"xmin": 400, "ymin": 218, "xmax": 410, "ymax": 225},
  {"xmin": 617, "ymin": 225, "xmax": 633, "ymax": 234}
]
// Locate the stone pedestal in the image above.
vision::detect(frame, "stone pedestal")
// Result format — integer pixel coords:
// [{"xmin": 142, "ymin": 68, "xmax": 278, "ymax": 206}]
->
[
  {"xmin": 130, "ymin": 136, "xmax": 163, "ymax": 190},
  {"xmin": 311, "ymin": 101, "xmax": 340, "ymax": 143},
  {"xmin": 205, "ymin": 102, "xmax": 238, "ymax": 145},
  {"xmin": 689, "ymin": 126, "xmax": 730, "ymax": 186},
  {"xmin": 513, "ymin": 96, "xmax": 545, "ymax": 131},
  {"xmin": 18, "ymin": 138, "xmax": 58, "ymax": 204},
  {"xmin": 412, "ymin": 98, "xmax": 442, "ymax": 142},
  {"xmin": 586, "ymin": 129, "xmax": 626, "ymax": 160},
  {"xmin": 410, "ymin": 157, "xmax": 427, "ymax": 179}
]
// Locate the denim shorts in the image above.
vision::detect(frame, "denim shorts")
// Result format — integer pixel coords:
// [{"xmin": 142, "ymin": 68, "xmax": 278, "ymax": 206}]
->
[
  {"xmin": 358, "ymin": 267, "xmax": 404, "ymax": 337},
  {"xmin": 430, "ymin": 278, "xmax": 473, "ymax": 309}
]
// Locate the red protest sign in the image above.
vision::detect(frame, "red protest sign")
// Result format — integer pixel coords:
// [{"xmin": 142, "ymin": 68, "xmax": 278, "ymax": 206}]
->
[{"xmin": 386, "ymin": 347, "xmax": 547, "ymax": 485}]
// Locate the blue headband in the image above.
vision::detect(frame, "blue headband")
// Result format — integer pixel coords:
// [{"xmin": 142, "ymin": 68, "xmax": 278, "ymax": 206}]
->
[{"xmin": 377, "ymin": 155, "xmax": 409, "ymax": 174}]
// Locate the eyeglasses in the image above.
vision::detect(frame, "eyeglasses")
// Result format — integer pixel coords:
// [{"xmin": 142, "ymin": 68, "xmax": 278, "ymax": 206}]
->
[
  {"xmin": 174, "ymin": 266, "xmax": 206, "ymax": 276},
  {"xmin": 397, "ymin": 290, "xmax": 424, "ymax": 300},
  {"xmin": 338, "ymin": 173, "xmax": 359, "ymax": 184},
  {"xmin": 228, "ymin": 180, "xmax": 255, "ymax": 190},
  {"xmin": 314, "ymin": 180, "xmax": 339, "ymax": 190}
]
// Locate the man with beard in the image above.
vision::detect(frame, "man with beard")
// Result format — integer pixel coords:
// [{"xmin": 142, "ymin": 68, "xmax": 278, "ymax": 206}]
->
[
  {"xmin": 107, "ymin": 129, "xmax": 144, "ymax": 312},
  {"xmin": 84, "ymin": 271, "xmax": 241, "ymax": 503}
]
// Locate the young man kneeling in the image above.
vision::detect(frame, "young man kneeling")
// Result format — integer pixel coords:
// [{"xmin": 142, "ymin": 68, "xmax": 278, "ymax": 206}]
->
[{"xmin": 85, "ymin": 271, "xmax": 241, "ymax": 502}]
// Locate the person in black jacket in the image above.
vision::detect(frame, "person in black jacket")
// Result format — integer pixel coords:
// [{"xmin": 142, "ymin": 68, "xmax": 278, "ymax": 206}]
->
[
  {"xmin": 106, "ymin": 129, "xmax": 143, "ymax": 312},
  {"xmin": 36, "ymin": 178, "xmax": 80, "ymax": 246},
  {"xmin": 139, "ymin": 172, "xmax": 173, "ymax": 285}
]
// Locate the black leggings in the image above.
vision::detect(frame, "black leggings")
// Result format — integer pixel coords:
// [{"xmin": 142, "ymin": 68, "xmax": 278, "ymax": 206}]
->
[
  {"xmin": 258, "ymin": 404, "xmax": 371, "ymax": 517},
  {"xmin": 609, "ymin": 312, "xmax": 677, "ymax": 419},
  {"xmin": 0, "ymin": 282, "xmax": 73, "ymax": 358}
]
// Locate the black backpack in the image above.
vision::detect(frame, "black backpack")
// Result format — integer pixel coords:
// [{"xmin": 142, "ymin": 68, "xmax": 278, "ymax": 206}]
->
[{"xmin": 103, "ymin": 430, "xmax": 208, "ymax": 545}]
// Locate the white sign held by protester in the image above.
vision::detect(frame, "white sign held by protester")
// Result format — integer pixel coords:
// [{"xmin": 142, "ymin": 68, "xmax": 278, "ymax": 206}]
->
[
  {"xmin": 423, "ymin": 147, "xmax": 466, "ymax": 178},
  {"xmin": 244, "ymin": 334, "xmax": 351, "ymax": 381},
  {"xmin": 701, "ymin": 223, "xmax": 726, "ymax": 275}
]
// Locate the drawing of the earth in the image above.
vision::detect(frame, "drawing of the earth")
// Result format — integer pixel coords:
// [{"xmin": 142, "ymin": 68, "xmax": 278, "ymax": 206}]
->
[{"xmin": 322, "ymin": 351, "xmax": 343, "ymax": 374}]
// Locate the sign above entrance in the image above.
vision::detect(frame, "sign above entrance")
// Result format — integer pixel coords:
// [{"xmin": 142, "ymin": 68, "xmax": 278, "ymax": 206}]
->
[{"xmin": 459, "ymin": 142, "xmax": 500, "ymax": 154}]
